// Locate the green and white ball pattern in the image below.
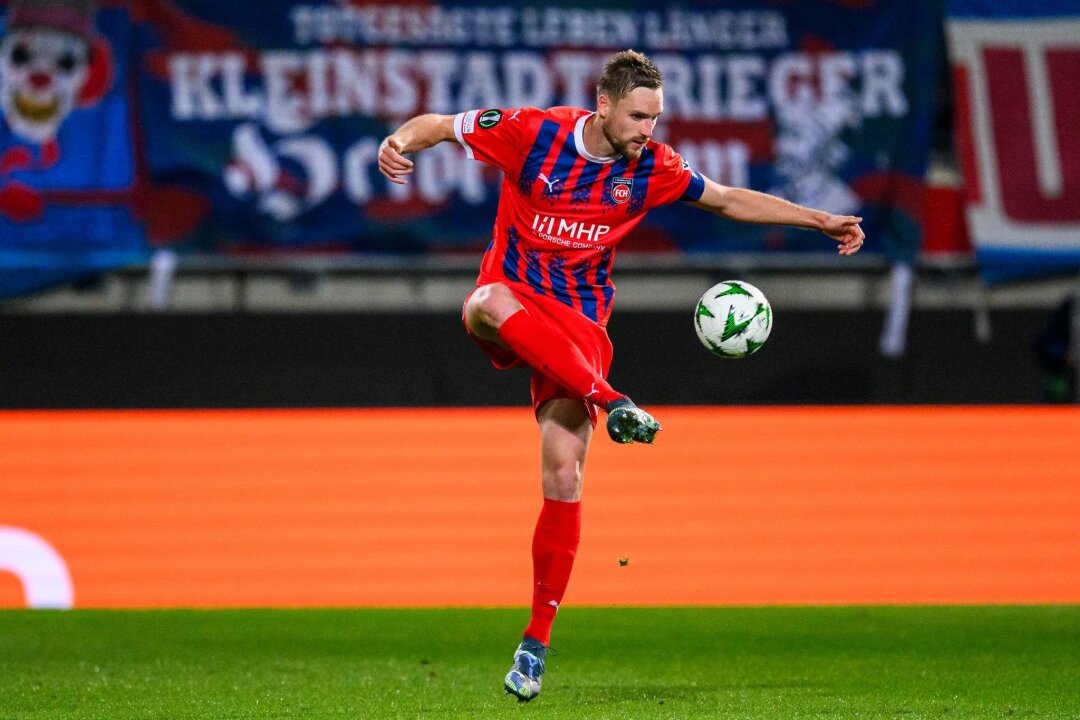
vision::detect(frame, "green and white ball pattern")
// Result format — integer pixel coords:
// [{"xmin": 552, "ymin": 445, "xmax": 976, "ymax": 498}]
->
[{"xmin": 694, "ymin": 280, "xmax": 772, "ymax": 358}]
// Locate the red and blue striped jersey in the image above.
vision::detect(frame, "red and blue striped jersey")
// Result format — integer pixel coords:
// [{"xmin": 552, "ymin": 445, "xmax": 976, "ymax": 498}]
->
[{"xmin": 453, "ymin": 106, "xmax": 705, "ymax": 326}]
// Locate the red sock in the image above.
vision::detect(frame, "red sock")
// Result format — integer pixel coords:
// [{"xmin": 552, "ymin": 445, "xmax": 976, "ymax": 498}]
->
[
  {"xmin": 523, "ymin": 498, "xmax": 581, "ymax": 646},
  {"xmin": 497, "ymin": 309, "xmax": 623, "ymax": 408}
]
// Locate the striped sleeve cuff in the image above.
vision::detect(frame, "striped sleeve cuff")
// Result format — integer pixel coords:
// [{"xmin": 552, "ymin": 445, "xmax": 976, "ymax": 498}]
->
[
  {"xmin": 681, "ymin": 169, "xmax": 706, "ymax": 202},
  {"xmin": 453, "ymin": 110, "xmax": 478, "ymax": 160}
]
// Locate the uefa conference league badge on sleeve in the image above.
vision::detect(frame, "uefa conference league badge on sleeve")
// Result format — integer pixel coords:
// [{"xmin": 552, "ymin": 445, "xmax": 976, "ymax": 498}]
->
[{"xmin": 477, "ymin": 109, "xmax": 502, "ymax": 129}]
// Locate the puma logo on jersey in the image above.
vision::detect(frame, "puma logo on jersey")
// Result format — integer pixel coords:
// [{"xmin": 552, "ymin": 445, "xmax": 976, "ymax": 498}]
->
[
  {"xmin": 509, "ymin": 110, "xmax": 522, "ymax": 122},
  {"xmin": 538, "ymin": 173, "xmax": 561, "ymax": 193}
]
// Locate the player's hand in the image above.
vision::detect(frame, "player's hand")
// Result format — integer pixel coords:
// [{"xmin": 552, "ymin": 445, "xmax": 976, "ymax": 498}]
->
[
  {"xmin": 378, "ymin": 136, "xmax": 414, "ymax": 185},
  {"xmin": 822, "ymin": 214, "xmax": 865, "ymax": 256}
]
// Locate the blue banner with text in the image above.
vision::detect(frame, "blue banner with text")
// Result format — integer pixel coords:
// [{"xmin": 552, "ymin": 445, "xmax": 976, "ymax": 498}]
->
[{"xmin": 0, "ymin": 0, "xmax": 945, "ymax": 296}]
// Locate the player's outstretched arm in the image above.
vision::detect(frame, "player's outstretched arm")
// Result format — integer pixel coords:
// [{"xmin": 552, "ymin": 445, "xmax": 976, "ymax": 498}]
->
[
  {"xmin": 690, "ymin": 176, "xmax": 865, "ymax": 256},
  {"xmin": 378, "ymin": 114, "xmax": 456, "ymax": 185}
]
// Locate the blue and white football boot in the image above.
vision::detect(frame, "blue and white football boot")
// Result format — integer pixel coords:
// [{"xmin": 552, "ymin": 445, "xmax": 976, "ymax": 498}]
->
[{"xmin": 503, "ymin": 636, "xmax": 547, "ymax": 702}]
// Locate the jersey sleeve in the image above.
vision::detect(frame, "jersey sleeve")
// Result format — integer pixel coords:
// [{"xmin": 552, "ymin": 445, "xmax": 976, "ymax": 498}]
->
[
  {"xmin": 647, "ymin": 144, "xmax": 706, "ymax": 208},
  {"xmin": 453, "ymin": 107, "xmax": 536, "ymax": 175}
]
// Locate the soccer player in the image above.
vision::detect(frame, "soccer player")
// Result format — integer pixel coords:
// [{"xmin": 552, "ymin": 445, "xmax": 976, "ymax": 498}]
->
[{"xmin": 378, "ymin": 50, "xmax": 864, "ymax": 702}]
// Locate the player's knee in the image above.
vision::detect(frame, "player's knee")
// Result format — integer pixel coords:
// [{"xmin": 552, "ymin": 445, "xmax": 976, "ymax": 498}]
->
[
  {"xmin": 543, "ymin": 462, "xmax": 583, "ymax": 502},
  {"xmin": 466, "ymin": 283, "xmax": 521, "ymax": 334}
]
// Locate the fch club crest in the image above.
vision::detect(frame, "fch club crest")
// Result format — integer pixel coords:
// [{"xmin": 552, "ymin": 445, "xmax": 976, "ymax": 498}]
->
[{"xmin": 610, "ymin": 177, "xmax": 632, "ymax": 204}]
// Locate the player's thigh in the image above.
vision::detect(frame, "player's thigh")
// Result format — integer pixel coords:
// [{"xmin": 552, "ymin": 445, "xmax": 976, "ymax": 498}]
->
[{"xmin": 537, "ymin": 398, "xmax": 593, "ymax": 501}]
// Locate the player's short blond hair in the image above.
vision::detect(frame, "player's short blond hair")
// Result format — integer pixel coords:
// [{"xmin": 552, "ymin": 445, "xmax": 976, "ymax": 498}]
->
[{"xmin": 597, "ymin": 50, "xmax": 663, "ymax": 104}]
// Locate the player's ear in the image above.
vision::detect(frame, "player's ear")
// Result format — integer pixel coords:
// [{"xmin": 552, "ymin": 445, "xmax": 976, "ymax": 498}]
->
[{"xmin": 596, "ymin": 93, "xmax": 609, "ymax": 119}]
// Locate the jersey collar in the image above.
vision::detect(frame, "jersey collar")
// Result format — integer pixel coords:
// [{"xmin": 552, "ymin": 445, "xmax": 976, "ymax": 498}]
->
[{"xmin": 575, "ymin": 113, "xmax": 619, "ymax": 164}]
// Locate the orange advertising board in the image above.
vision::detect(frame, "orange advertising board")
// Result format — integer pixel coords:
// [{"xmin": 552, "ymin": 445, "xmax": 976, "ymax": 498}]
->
[{"xmin": 1, "ymin": 407, "xmax": 1078, "ymax": 608}]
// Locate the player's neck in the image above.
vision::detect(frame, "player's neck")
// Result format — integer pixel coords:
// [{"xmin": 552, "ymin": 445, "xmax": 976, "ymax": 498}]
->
[{"xmin": 581, "ymin": 113, "xmax": 617, "ymax": 160}]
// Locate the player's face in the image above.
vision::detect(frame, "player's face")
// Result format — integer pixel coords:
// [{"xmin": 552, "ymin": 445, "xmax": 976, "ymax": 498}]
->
[{"xmin": 597, "ymin": 87, "xmax": 664, "ymax": 160}]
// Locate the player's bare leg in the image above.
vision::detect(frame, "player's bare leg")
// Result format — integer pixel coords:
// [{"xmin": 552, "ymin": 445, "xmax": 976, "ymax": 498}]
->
[
  {"xmin": 466, "ymin": 283, "xmax": 661, "ymax": 444},
  {"xmin": 537, "ymin": 398, "xmax": 591, "ymax": 502},
  {"xmin": 504, "ymin": 399, "xmax": 590, "ymax": 702}
]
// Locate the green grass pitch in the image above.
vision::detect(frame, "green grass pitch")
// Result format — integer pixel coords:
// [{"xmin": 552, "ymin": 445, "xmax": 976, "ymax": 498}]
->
[{"xmin": 1, "ymin": 606, "xmax": 1077, "ymax": 719}]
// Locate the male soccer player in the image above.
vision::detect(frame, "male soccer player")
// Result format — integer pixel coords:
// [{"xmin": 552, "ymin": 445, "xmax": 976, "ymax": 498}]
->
[{"xmin": 378, "ymin": 50, "xmax": 864, "ymax": 702}]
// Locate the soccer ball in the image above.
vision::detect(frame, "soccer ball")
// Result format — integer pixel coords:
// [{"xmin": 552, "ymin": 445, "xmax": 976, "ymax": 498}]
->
[{"xmin": 693, "ymin": 280, "xmax": 773, "ymax": 358}]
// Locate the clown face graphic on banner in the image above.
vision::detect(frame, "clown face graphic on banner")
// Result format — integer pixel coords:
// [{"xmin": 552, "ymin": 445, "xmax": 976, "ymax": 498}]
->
[
  {"xmin": 1, "ymin": 25, "xmax": 91, "ymax": 144},
  {"xmin": 0, "ymin": 0, "xmax": 114, "ymax": 224},
  {"xmin": 0, "ymin": 0, "xmax": 140, "ymax": 300},
  {"xmin": 0, "ymin": 0, "xmax": 110, "ymax": 145}
]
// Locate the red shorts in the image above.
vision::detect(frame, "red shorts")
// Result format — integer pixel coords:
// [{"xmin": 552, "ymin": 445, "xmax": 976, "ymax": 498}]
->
[{"xmin": 462, "ymin": 283, "xmax": 614, "ymax": 426}]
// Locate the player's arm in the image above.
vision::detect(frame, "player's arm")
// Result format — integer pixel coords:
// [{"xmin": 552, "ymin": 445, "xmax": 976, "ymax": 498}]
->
[
  {"xmin": 689, "ymin": 176, "xmax": 865, "ymax": 256},
  {"xmin": 377, "ymin": 114, "xmax": 456, "ymax": 185}
]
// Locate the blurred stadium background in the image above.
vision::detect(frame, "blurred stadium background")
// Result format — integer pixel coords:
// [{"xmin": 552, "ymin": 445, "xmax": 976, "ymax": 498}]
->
[{"xmin": 0, "ymin": 0, "xmax": 1077, "ymax": 634}]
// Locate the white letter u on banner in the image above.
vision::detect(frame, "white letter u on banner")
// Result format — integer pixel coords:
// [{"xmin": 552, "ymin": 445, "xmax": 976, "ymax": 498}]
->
[{"xmin": 0, "ymin": 527, "xmax": 74, "ymax": 609}]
